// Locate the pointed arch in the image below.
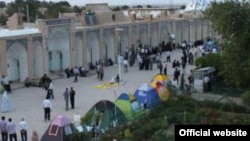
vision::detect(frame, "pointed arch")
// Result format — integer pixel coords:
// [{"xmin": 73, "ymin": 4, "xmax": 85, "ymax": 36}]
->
[
  {"xmin": 7, "ymin": 43, "xmax": 28, "ymax": 82},
  {"xmin": 33, "ymin": 41, "xmax": 43, "ymax": 77},
  {"xmin": 74, "ymin": 36, "xmax": 83, "ymax": 67},
  {"xmin": 139, "ymin": 25, "xmax": 148, "ymax": 46},
  {"xmin": 47, "ymin": 30, "xmax": 70, "ymax": 72},
  {"xmin": 103, "ymin": 30, "xmax": 115, "ymax": 62},
  {"xmin": 86, "ymin": 32, "xmax": 99, "ymax": 65}
]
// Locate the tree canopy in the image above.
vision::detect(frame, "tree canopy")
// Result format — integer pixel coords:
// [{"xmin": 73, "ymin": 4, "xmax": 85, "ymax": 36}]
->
[
  {"xmin": 204, "ymin": 1, "xmax": 250, "ymax": 87},
  {"xmin": 2, "ymin": 0, "xmax": 84, "ymax": 24}
]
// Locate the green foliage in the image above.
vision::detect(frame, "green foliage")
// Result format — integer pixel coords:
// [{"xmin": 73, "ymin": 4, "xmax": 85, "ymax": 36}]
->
[
  {"xmin": 68, "ymin": 131, "xmax": 92, "ymax": 141},
  {"xmin": 204, "ymin": 1, "xmax": 250, "ymax": 87},
  {"xmin": 195, "ymin": 53, "xmax": 223, "ymax": 73},
  {"xmin": 241, "ymin": 91, "xmax": 250, "ymax": 106},
  {"xmin": 151, "ymin": 129, "xmax": 167, "ymax": 141},
  {"xmin": 5, "ymin": 0, "xmax": 76, "ymax": 22},
  {"xmin": 0, "ymin": 14, "xmax": 7, "ymax": 25},
  {"xmin": 70, "ymin": 95, "xmax": 250, "ymax": 141}
]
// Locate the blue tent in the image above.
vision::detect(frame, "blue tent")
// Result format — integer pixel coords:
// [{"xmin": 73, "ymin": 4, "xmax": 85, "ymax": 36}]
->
[
  {"xmin": 134, "ymin": 83, "xmax": 161, "ymax": 109},
  {"xmin": 114, "ymin": 93, "xmax": 144, "ymax": 120}
]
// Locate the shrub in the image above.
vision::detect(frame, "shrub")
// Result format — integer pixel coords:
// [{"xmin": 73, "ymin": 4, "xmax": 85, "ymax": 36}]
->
[
  {"xmin": 195, "ymin": 53, "xmax": 223, "ymax": 74},
  {"xmin": 241, "ymin": 91, "xmax": 250, "ymax": 106}
]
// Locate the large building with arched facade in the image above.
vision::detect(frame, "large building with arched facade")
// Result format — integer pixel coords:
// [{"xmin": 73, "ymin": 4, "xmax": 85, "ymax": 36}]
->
[{"xmin": 0, "ymin": 3, "xmax": 216, "ymax": 82}]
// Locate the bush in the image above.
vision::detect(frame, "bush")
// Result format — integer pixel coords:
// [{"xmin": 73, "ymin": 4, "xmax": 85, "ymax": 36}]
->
[
  {"xmin": 195, "ymin": 53, "xmax": 223, "ymax": 74},
  {"xmin": 241, "ymin": 91, "xmax": 250, "ymax": 106}
]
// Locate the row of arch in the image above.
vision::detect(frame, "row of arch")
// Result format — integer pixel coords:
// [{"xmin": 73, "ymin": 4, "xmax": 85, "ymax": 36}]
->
[{"xmin": 3, "ymin": 19, "xmax": 214, "ymax": 82}]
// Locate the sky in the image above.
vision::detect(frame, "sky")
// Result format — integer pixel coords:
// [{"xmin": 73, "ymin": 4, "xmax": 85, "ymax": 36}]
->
[{"xmin": 4, "ymin": 0, "xmax": 194, "ymax": 6}]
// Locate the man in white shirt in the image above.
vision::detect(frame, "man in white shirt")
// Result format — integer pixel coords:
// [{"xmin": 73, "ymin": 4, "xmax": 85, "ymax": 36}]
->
[
  {"xmin": 42, "ymin": 97, "xmax": 52, "ymax": 121},
  {"xmin": 48, "ymin": 82, "xmax": 54, "ymax": 99},
  {"xmin": 73, "ymin": 67, "xmax": 79, "ymax": 82},
  {"xmin": 123, "ymin": 59, "xmax": 129, "ymax": 73},
  {"xmin": 1, "ymin": 75, "xmax": 11, "ymax": 93},
  {"xmin": 19, "ymin": 118, "xmax": 27, "ymax": 141},
  {"xmin": 6, "ymin": 118, "xmax": 17, "ymax": 141}
]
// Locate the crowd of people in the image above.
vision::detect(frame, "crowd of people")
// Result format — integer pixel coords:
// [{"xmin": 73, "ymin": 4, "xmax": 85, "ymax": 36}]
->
[
  {"xmin": 0, "ymin": 36, "xmax": 218, "ymax": 140},
  {"xmin": 0, "ymin": 116, "xmax": 27, "ymax": 141}
]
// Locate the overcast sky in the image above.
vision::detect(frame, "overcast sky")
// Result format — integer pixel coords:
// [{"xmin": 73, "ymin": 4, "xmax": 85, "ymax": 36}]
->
[{"xmin": 4, "ymin": 0, "xmax": 194, "ymax": 6}]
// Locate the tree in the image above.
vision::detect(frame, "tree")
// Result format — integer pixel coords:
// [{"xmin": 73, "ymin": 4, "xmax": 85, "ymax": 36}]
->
[
  {"xmin": 113, "ymin": 6, "xmax": 120, "ymax": 11},
  {"xmin": 146, "ymin": 5, "xmax": 152, "ymax": 8},
  {"xmin": 121, "ymin": 5, "xmax": 129, "ymax": 10},
  {"xmin": 72, "ymin": 5, "xmax": 83, "ymax": 14},
  {"xmin": 180, "ymin": 5, "xmax": 186, "ymax": 9},
  {"xmin": 136, "ymin": 5, "xmax": 143, "ymax": 8},
  {"xmin": 204, "ymin": 1, "xmax": 250, "ymax": 87},
  {"xmin": 0, "ymin": 14, "xmax": 7, "ymax": 25},
  {"xmin": 0, "ymin": 1, "xmax": 6, "ymax": 8}
]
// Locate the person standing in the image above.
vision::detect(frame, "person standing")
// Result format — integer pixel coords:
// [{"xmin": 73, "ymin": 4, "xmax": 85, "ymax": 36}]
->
[
  {"xmin": 158, "ymin": 61, "xmax": 163, "ymax": 74},
  {"xmin": 0, "ymin": 116, "xmax": 8, "ymax": 141},
  {"xmin": 31, "ymin": 131, "xmax": 39, "ymax": 141},
  {"xmin": 99, "ymin": 65, "xmax": 104, "ymax": 81},
  {"xmin": 166, "ymin": 51, "xmax": 171, "ymax": 63},
  {"xmin": 63, "ymin": 88, "xmax": 69, "ymax": 111},
  {"xmin": 2, "ymin": 91, "xmax": 11, "ymax": 113},
  {"xmin": 73, "ymin": 66, "xmax": 79, "ymax": 83},
  {"xmin": 19, "ymin": 118, "xmax": 27, "ymax": 141},
  {"xmin": 96, "ymin": 63, "xmax": 101, "ymax": 79},
  {"xmin": 6, "ymin": 118, "xmax": 17, "ymax": 141},
  {"xmin": 123, "ymin": 58, "xmax": 129, "ymax": 73},
  {"xmin": 48, "ymin": 82, "xmax": 54, "ymax": 99},
  {"xmin": 69, "ymin": 87, "xmax": 76, "ymax": 109},
  {"xmin": 1, "ymin": 75, "xmax": 11, "ymax": 93},
  {"xmin": 42, "ymin": 96, "xmax": 52, "ymax": 121}
]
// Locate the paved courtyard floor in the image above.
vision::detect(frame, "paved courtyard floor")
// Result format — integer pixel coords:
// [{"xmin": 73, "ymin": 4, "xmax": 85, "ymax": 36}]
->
[{"xmin": 1, "ymin": 49, "xmax": 195, "ymax": 140}]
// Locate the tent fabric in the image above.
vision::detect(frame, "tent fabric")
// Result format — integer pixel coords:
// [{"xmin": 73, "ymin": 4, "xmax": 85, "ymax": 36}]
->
[
  {"xmin": 150, "ymin": 81, "xmax": 170, "ymax": 101},
  {"xmin": 41, "ymin": 115, "xmax": 72, "ymax": 141},
  {"xmin": 81, "ymin": 100, "xmax": 127, "ymax": 132},
  {"xmin": 152, "ymin": 74, "xmax": 171, "ymax": 87},
  {"xmin": 115, "ymin": 93, "xmax": 144, "ymax": 120},
  {"xmin": 134, "ymin": 83, "xmax": 161, "ymax": 109},
  {"xmin": 51, "ymin": 115, "xmax": 71, "ymax": 126}
]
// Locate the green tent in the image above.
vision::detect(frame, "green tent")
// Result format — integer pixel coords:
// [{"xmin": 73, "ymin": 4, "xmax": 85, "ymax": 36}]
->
[
  {"xmin": 81, "ymin": 100, "xmax": 127, "ymax": 133},
  {"xmin": 114, "ymin": 93, "xmax": 144, "ymax": 121}
]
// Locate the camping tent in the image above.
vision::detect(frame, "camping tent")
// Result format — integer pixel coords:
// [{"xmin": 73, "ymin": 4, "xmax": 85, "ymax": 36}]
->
[
  {"xmin": 114, "ymin": 93, "xmax": 144, "ymax": 121},
  {"xmin": 152, "ymin": 74, "xmax": 171, "ymax": 87},
  {"xmin": 41, "ymin": 115, "xmax": 72, "ymax": 141},
  {"xmin": 150, "ymin": 80, "xmax": 170, "ymax": 102},
  {"xmin": 81, "ymin": 100, "xmax": 127, "ymax": 133},
  {"xmin": 134, "ymin": 83, "xmax": 161, "ymax": 109}
]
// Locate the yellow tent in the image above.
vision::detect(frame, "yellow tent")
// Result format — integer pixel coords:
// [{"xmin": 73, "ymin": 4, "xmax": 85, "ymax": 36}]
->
[
  {"xmin": 150, "ymin": 80, "xmax": 170, "ymax": 101},
  {"xmin": 153, "ymin": 74, "xmax": 170, "ymax": 84}
]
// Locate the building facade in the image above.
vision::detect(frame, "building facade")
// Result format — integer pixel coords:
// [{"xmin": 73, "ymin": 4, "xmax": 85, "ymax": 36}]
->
[{"xmin": 0, "ymin": 3, "xmax": 216, "ymax": 82}]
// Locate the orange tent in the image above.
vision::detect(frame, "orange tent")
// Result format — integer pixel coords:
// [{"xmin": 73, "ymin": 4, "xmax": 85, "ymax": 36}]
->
[{"xmin": 150, "ymin": 80, "xmax": 170, "ymax": 101}]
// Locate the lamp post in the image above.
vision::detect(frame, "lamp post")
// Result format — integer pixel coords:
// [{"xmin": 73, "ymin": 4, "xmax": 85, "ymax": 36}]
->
[{"xmin": 116, "ymin": 28, "xmax": 124, "ymax": 83}]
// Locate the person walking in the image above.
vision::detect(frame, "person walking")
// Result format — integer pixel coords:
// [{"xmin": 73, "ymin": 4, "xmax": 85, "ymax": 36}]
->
[
  {"xmin": 48, "ymin": 82, "xmax": 54, "ymax": 99},
  {"xmin": 63, "ymin": 88, "xmax": 69, "ymax": 111},
  {"xmin": 42, "ymin": 96, "xmax": 52, "ymax": 121},
  {"xmin": 0, "ymin": 116, "xmax": 8, "ymax": 141},
  {"xmin": 1, "ymin": 75, "xmax": 11, "ymax": 93},
  {"xmin": 69, "ymin": 87, "xmax": 76, "ymax": 109},
  {"xmin": 6, "ymin": 118, "xmax": 17, "ymax": 141},
  {"xmin": 2, "ymin": 91, "xmax": 11, "ymax": 113},
  {"xmin": 19, "ymin": 118, "xmax": 27, "ymax": 141}
]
